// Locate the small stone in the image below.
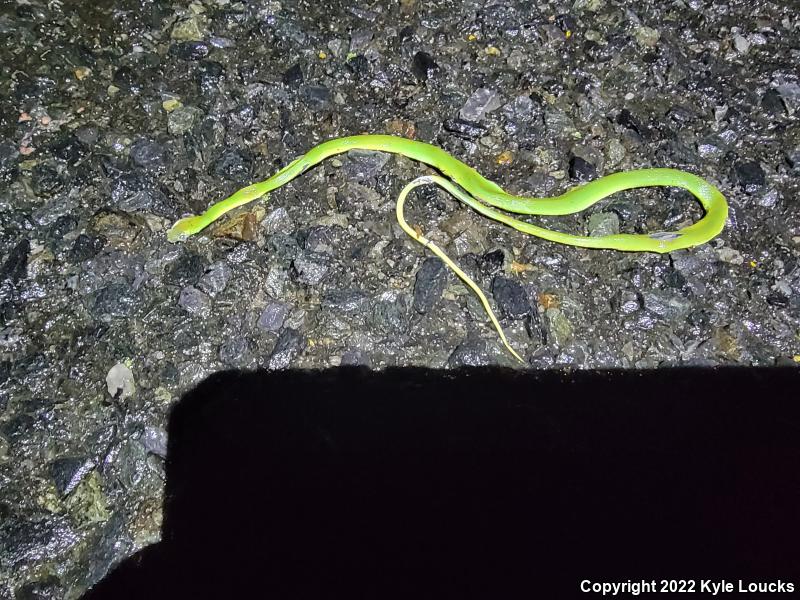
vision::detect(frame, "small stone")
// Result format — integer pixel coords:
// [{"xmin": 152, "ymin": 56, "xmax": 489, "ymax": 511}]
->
[
  {"xmin": 413, "ymin": 257, "xmax": 448, "ymax": 314},
  {"xmin": 49, "ymin": 456, "xmax": 96, "ymax": 496},
  {"xmin": 448, "ymin": 338, "xmax": 491, "ymax": 367},
  {"xmin": 491, "ymin": 276, "xmax": 532, "ymax": 319},
  {"xmin": 219, "ymin": 338, "xmax": 252, "ymax": 368},
  {"xmin": 321, "ymin": 290, "xmax": 370, "ymax": 313},
  {"xmin": 443, "ymin": 118, "xmax": 487, "ymax": 140},
  {"xmin": 106, "ymin": 362, "xmax": 135, "ymax": 400},
  {"xmin": 129, "ymin": 139, "xmax": 166, "ymax": 170},
  {"xmin": 142, "ymin": 426, "xmax": 168, "ymax": 458},
  {"xmin": 342, "ymin": 150, "xmax": 390, "ymax": 181},
  {"xmin": 170, "ymin": 41, "xmax": 210, "ymax": 61},
  {"xmin": 340, "ymin": 348, "xmax": 371, "ymax": 367},
  {"xmin": 588, "ymin": 212, "xmax": 620, "ymax": 237},
  {"xmin": 266, "ymin": 328, "xmax": 305, "ymax": 370},
  {"xmin": 171, "ymin": 15, "xmax": 206, "ymax": 41},
  {"xmin": 635, "ymin": 26, "xmax": 660, "ymax": 48},
  {"xmin": 178, "ymin": 285, "xmax": 211, "ymax": 317},
  {"xmin": 546, "ymin": 307, "xmax": 573, "ymax": 346},
  {"xmin": 605, "ymin": 139, "xmax": 626, "ymax": 167},
  {"xmin": 761, "ymin": 89, "xmax": 786, "ymax": 117},
  {"xmin": 69, "ymin": 234, "xmax": 105, "ymax": 263},
  {"xmin": 734, "ymin": 161, "xmax": 765, "ymax": 193},
  {"xmin": 1, "ymin": 239, "xmax": 30, "ymax": 285},
  {"xmin": 291, "ymin": 253, "xmax": 331, "ymax": 285},
  {"xmin": 459, "ymin": 88, "xmax": 503, "ymax": 121},
  {"xmin": 197, "ymin": 262, "xmax": 232, "ymax": 296},
  {"xmin": 411, "ymin": 51, "xmax": 438, "ymax": 82},
  {"xmin": 166, "ymin": 252, "xmax": 206, "ymax": 285},
  {"xmin": 569, "ymin": 156, "xmax": 597, "ymax": 181},
  {"xmin": 282, "ymin": 63, "xmax": 303, "ymax": 86},
  {"xmin": 733, "ymin": 34, "xmax": 750, "ymax": 54},
  {"xmin": 213, "ymin": 147, "xmax": 252, "ymax": 182},
  {"xmin": 302, "ymin": 85, "xmax": 331, "ymax": 109},
  {"xmin": 92, "ymin": 283, "xmax": 137, "ymax": 318},
  {"xmin": 261, "ymin": 207, "xmax": 294, "ymax": 235},
  {"xmin": 0, "ymin": 139, "xmax": 19, "ymax": 175},
  {"xmin": 258, "ymin": 300, "xmax": 292, "ymax": 331},
  {"xmin": 168, "ymin": 106, "xmax": 202, "ymax": 135},
  {"xmin": 370, "ymin": 291, "xmax": 409, "ymax": 334}
]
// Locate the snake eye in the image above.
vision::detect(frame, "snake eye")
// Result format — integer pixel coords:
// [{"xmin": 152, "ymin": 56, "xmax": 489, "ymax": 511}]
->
[{"xmin": 649, "ymin": 232, "xmax": 681, "ymax": 241}]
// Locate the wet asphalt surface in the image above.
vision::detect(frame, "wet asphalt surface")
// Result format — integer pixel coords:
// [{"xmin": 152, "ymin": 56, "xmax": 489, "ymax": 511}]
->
[{"xmin": 0, "ymin": 0, "xmax": 798, "ymax": 595}]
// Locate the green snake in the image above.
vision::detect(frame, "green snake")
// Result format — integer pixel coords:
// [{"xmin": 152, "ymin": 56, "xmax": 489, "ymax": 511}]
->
[{"xmin": 167, "ymin": 134, "xmax": 728, "ymax": 362}]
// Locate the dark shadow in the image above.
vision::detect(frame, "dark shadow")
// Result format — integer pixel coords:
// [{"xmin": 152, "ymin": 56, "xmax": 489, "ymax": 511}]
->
[{"xmin": 83, "ymin": 367, "xmax": 800, "ymax": 599}]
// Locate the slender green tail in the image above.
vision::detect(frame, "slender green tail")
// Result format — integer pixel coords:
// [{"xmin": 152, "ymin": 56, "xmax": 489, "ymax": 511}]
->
[{"xmin": 167, "ymin": 134, "xmax": 729, "ymax": 361}]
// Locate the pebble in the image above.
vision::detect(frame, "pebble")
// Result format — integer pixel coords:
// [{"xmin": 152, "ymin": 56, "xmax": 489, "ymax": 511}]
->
[
  {"xmin": 142, "ymin": 426, "xmax": 168, "ymax": 458},
  {"xmin": 491, "ymin": 276, "xmax": 532, "ymax": 319},
  {"xmin": 412, "ymin": 257, "xmax": 448, "ymax": 314},
  {"xmin": 761, "ymin": 89, "xmax": 786, "ymax": 117},
  {"xmin": 261, "ymin": 207, "xmax": 294, "ymax": 235},
  {"xmin": 411, "ymin": 51, "xmax": 438, "ymax": 82},
  {"xmin": 733, "ymin": 34, "xmax": 750, "ymax": 54},
  {"xmin": 168, "ymin": 106, "xmax": 202, "ymax": 135},
  {"xmin": 266, "ymin": 328, "xmax": 305, "ymax": 369},
  {"xmin": 258, "ymin": 300, "xmax": 292, "ymax": 331},
  {"xmin": 1, "ymin": 239, "xmax": 30, "ymax": 285},
  {"xmin": 459, "ymin": 88, "xmax": 503, "ymax": 121},
  {"xmin": 178, "ymin": 285, "xmax": 211, "ymax": 317},
  {"xmin": 213, "ymin": 147, "xmax": 252, "ymax": 182},
  {"xmin": 166, "ymin": 252, "xmax": 206, "ymax": 285},
  {"xmin": 170, "ymin": 41, "xmax": 210, "ymax": 61},
  {"xmin": 282, "ymin": 63, "xmax": 303, "ymax": 86},
  {"xmin": 106, "ymin": 362, "xmax": 135, "ymax": 400},
  {"xmin": 588, "ymin": 212, "xmax": 620, "ymax": 237},
  {"xmin": 129, "ymin": 139, "xmax": 166, "ymax": 170},
  {"xmin": 291, "ymin": 252, "xmax": 331, "ymax": 285},
  {"xmin": 734, "ymin": 160, "xmax": 765, "ymax": 193},
  {"xmin": 342, "ymin": 150, "xmax": 390, "ymax": 181},
  {"xmin": 569, "ymin": 156, "xmax": 597, "ymax": 181},
  {"xmin": 0, "ymin": 139, "xmax": 19, "ymax": 175},
  {"xmin": 302, "ymin": 85, "xmax": 331, "ymax": 110},
  {"xmin": 92, "ymin": 283, "xmax": 137, "ymax": 318},
  {"xmin": 48, "ymin": 456, "xmax": 95, "ymax": 496},
  {"xmin": 197, "ymin": 262, "xmax": 232, "ymax": 296},
  {"xmin": 218, "ymin": 338, "xmax": 252, "ymax": 368},
  {"xmin": 443, "ymin": 118, "xmax": 487, "ymax": 140},
  {"xmin": 321, "ymin": 289, "xmax": 370, "ymax": 313},
  {"xmin": 171, "ymin": 15, "xmax": 205, "ymax": 41},
  {"xmin": 545, "ymin": 307, "xmax": 573, "ymax": 346},
  {"xmin": 370, "ymin": 291, "xmax": 409, "ymax": 334},
  {"xmin": 635, "ymin": 26, "xmax": 660, "ymax": 48},
  {"xmin": 447, "ymin": 338, "xmax": 492, "ymax": 367},
  {"xmin": 69, "ymin": 235, "xmax": 105, "ymax": 263}
]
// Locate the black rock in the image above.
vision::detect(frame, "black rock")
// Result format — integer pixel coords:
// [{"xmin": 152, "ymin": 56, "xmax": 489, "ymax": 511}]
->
[
  {"xmin": 130, "ymin": 139, "xmax": 167, "ymax": 171},
  {"xmin": 171, "ymin": 41, "xmax": 210, "ymax": 61},
  {"xmin": 346, "ymin": 55, "xmax": 370, "ymax": 77},
  {"xmin": 267, "ymin": 234, "xmax": 301, "ymax": 261},
  {"xmin": 282, "ymin": 63, "xmax": 303, "ymax": 86},
  {"xmin": 266, "ymin": 328, "xmax": 305, "ymax": 370},
  {"xmin": 50, "ymin": 135, "xmax": 87, "ymax": 165},
  {"xmin": 448, "ymin": 338, "xmax": 491, "ymax": 367},
  {"xmin": 302, "ymin": 85, "xmax": 331, "ymax": 110},
  {"xmin": 1, "ymin": 239, "xmax": 30, "ymax": 285},
  {"xmin": 75, "ymin": 126, "xmax": 99, "ymax": 147},
  {"xmin": 322, "ymin": 289, "xmax": 370, "ymax": 313},
  {"xmin": 197, "ymin": 60, "xmax": 225, "ymax": 96},
  {"xmin": 112, "ymin": 66, "xmax": 140, "ymax": 93},
  {"xmin": 491, "ymin": 275, "xmax": 532, "ymax": 319},
  {"xmin": 48, "ymin": 215, "xmax": 78, "ymax": 240},
  {"xmin": 291, "ymin": 252, "xmax": 331, "ymax": 285},
  {"xmin": 734, "ymin": 160, "xmax": 765, "ymax": 193},
  {"xmin": 761, "ymin": 89, "xmax": 786, "ymax": 117},
  {"xmin": 92, "ymin": 283, "xmax": 137, "ymax": 318},
  {"xmin": 166, "ymin": 252, "xmax": 206, "ymax": 286},
  {"xmin": 48, "ymin": 456, "xmax": 95, "ymax": 496},
  {"xmin": 31, "ymin": 163, "xmax": 63, "ymax": 195},
  {"xmin": 443, "ymin": 118, "xmax": 487, "ymax": 141},
  {"xmin": 69, "ymin": 234, "xmax": 105, "ymax": 263},
  {"xmin": 0, "ymin": 140, "xmax": 19, "ymax": 177},
  {"xmin": 413, "ymin": 257, "xmax": 448, "ymax": 314},
  {"xmin": 219, "ymin": 338, "xmax": 252, "ymax": 368},
  {"xmin": 258, "ymin": 301, "xmax": 292, "ymax": 331},
  {"xmin": 213, "ymin": 147, "xmax": 252, "ymax": 182},
  {"xmin": 370, "ymin": 294, "xmax": 409, "ymax": 334},
  {"xmin": 568, "ymin": 156, "xmax": 597, "ymax": 182},
  {"xmin": 479, "ymin": 249, "xmax": 506, "ymax": 276},
  {"xmin": 411, "ymin": 51, "xmax": 438, "ymax": 82}
]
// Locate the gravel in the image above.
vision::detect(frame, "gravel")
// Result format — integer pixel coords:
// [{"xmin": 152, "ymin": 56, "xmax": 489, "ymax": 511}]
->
[{"xmin": 1, "ymin": 0, "xmax": 799, "ymax": 595}]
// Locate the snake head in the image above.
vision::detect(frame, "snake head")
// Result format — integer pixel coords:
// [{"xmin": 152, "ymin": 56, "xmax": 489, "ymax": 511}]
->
[{"xmin": 166, "ymin": 216, "xmax": 199, "ymax": 243}]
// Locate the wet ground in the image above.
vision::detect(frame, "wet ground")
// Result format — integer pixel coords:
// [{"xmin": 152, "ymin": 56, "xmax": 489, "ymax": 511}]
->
[{"xmin": 0, "ymin": 0, "xmax": 798, "ymax": 595}]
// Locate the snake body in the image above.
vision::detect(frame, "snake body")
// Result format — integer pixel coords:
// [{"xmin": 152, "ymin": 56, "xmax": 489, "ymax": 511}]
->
[{"xmin": 167, "ymin": 134, "xmax": 728, "ymax": 361}]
